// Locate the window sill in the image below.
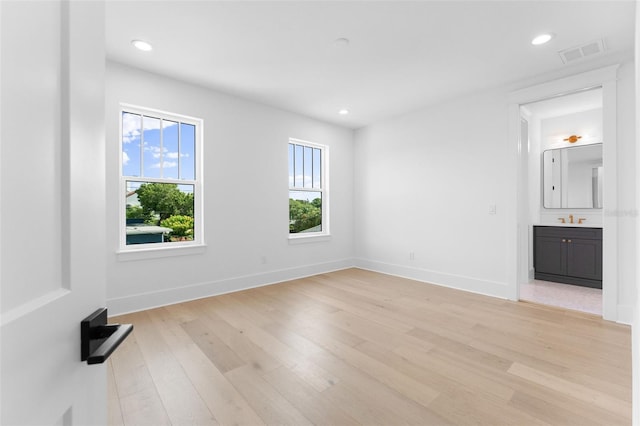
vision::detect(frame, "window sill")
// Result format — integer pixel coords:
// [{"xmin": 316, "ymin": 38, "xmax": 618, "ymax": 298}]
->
[
  {"xmin": 117, "ymin": 243, "xmax": 207, "ymax": 261},
  {"xmin": 288, "ymin": 234, "xmax": 332, "ymax": 244}
]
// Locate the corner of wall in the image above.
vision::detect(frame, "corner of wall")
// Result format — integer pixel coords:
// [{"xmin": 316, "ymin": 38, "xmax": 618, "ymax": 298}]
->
[{"xmin": 352, "ymin": 258, "xmax": 510, "ymax": 301}]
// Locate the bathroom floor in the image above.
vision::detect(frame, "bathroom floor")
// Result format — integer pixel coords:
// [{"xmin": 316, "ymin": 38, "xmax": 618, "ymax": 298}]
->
[{"xmin": 519, "ymin": 279, "xmax": 602, "ymax": 316}]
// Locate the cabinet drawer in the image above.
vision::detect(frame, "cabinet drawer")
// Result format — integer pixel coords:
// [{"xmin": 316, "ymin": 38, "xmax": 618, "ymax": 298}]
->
[{"xmin": 534, "ymin": 226, "xmax": 602, "ymax": 240}]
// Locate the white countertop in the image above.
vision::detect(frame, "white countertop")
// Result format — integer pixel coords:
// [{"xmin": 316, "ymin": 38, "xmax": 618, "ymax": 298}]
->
[{"xmin": 534, "ymin": 223, "xmax": 602, "ymax": 228}]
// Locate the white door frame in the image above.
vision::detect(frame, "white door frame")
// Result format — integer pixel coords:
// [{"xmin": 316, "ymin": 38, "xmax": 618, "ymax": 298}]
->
[{"xmin": 506, "ymin": 65, "xmax": 619, "ymax": 321}]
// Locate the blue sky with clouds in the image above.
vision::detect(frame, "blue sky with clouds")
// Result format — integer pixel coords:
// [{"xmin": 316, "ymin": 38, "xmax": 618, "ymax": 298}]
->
[{"xmin": 122, "ymin": 112, "xmax": 195, "ymax": 181}]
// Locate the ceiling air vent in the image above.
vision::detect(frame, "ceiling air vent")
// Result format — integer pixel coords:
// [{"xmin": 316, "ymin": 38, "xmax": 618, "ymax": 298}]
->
[{"xmin": 558, "ymin": 39, "xmax": 606, "ymax": 64}]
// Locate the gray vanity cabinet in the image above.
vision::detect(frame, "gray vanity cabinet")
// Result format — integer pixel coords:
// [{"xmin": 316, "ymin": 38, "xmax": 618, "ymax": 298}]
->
[{"xmin": 533, "ymin": 226, "xmax": 602, "ymax": 289}]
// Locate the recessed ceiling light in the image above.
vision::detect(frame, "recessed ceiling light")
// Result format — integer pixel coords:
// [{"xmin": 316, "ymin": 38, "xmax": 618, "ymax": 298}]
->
[
  {"xmin": 334, "ymin": 38, "xmax": 350, "ymax": 47},
  {"xmin": 531, "ymin": 33, "xmax": 554, "ymax": 46},
  {"xmin": 131, "ymin": 39, "xmax": 153, "ymax": 52},
  {"xmin": 339, "ymin": 109, "xmax": 349, "ymax": 115}
]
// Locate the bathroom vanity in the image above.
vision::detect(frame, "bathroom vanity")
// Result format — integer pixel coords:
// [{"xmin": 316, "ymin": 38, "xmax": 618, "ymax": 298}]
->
[{"xmin": 533, "ymin": 225, "xmax": 602, "ymax": 289}]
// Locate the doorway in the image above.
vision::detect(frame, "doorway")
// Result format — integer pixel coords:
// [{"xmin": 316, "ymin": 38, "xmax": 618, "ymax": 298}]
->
[
  {"xmin": 507, "ymin": 64, "xmax": 619, "ymax": 322},
  {"xmin": 519, "ymin": 88, "xmax": 604, "ymax": 315}
]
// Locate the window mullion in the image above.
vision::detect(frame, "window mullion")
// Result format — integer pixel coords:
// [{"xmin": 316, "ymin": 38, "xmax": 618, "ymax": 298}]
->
[
  {"xmin": 178, "ymin": 121, "xmax": 182, "ymax": 179},
  {"xmin": 159, "ymin": 118, "xmax": 164, "ymax": 178},
  {"xmin": 125, "ymin": 176, "xmax": 196, "ymax": 185},
  {"xmin": 293, "ymin": 144, "xmax": 297, "ymax": 188},
  {"xmin": 139, "ymin": 115, "xmax": 144, "ymax": 176}
]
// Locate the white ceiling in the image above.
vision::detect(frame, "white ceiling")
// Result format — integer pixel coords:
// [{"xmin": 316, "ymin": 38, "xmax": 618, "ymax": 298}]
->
[{"xmin": 106, "ymin": 1, "xmax": 635, "ymax": 129}]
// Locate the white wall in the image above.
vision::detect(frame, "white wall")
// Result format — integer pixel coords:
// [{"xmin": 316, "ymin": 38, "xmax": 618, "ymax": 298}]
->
[
  {"xmin": 616, "ymin": 61, "xmax": 637, "ymax": 323},
  {"xmin": 540, "ymin": 108, "xmax": 602, "ymax": 150},
  {"xmin": 106, "ymin": 62, "xmax": 354, "ymax": 315},
  {"xmin": 354, "ymin": 60, "xmax": 636, "ymax": 317},
  {"xmin": 527, "ymin": 112, "xmax": 541, "ymax": 227},
  {"xmin": 353, "ymin": 89, "xmax": 510, "ymax": 297}
]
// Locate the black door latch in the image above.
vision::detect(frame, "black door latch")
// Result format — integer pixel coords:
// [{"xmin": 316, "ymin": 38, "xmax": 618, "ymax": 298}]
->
[{"xmin": 81, "ymin": 308, "xmax": 133, "ymax": 365}]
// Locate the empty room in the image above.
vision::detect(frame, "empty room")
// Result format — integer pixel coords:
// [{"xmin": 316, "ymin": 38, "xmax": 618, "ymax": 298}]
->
[{"xmin": 1, "ymin": 1, "xmax": 639, "ymax": 425}]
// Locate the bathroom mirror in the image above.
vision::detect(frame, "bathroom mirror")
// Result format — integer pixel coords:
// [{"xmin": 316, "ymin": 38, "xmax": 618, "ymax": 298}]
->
[{"xmin": 543, "ymin": 143, "xmax": 603, "ymax": 209}]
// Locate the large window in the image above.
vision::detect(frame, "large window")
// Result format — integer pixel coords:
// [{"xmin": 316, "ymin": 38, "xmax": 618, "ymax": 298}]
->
[
  {"xmin": 288, "ymin": 139, "xmax": 328, "ymax": 237},
  {"xmin": 120, "ymin": 105, "xmax": 202, "ymax": 250}
]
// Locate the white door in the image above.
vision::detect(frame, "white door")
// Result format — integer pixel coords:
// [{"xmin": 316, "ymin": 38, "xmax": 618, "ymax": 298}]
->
[{"xmin": 1, "ymin": 1, "xmax": 108, "ymax": 424}]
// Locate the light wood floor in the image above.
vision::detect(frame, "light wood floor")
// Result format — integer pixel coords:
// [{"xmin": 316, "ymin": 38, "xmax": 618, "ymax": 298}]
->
[{"xmin": 107, "ymin": 268, "xmax": 631, "ymax": 425}]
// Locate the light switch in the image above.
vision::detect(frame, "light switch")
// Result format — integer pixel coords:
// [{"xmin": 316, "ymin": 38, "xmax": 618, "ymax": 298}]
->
[{"xmin": 488, "ymin": 204, "xmax": 497, "ymax": 215}]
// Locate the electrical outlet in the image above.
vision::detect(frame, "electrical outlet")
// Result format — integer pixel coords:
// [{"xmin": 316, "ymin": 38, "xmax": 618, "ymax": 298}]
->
[
  {"xmin": 409, "ymin": 252, "xmax": 415, "ymax": 260},
  {"xmin": 261, "ymin": 256, "xmax": 267, "ymax": 264}
]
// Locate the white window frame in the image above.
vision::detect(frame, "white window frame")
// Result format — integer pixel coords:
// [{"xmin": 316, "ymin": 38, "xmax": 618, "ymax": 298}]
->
[
  {"xmin": 118, "ymin": 104, "xmax": 204, "ymax": 258},
  {"xmin": 288, "ymin": 138, "xmax": 330, "ymax": 241}
]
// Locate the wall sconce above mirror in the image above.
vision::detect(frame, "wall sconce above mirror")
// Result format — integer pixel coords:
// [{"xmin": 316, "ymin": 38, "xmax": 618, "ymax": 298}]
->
[{"xmin": 543, "ymin": 143, "xmax": 602, "ymax": 209}]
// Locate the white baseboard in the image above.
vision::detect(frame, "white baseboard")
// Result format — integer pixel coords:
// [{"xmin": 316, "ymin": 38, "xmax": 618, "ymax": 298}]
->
[
  {"xmin": 616, "ymin": 304, "xmax": 634, "ymax": 325},
  {"xmin": 353, "ymin": 258, "xmax": 509, "ymax": 300},
  {"xmin": 107, "ymin": 258, "xmax": 355, "ymax": 316},
  {"xmin": 109, "ymin": 256, "xmax": 623, "ymax": 323}
]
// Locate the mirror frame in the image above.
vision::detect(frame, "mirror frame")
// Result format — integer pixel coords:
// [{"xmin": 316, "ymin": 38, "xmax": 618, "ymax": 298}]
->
[{"xmin": 542, "ymin": 142, "xmax": 603, "ymax": 209}]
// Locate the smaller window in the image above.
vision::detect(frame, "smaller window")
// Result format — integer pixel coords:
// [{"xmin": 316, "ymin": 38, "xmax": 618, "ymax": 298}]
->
[{"xmin": 288, "ymin": 139, "xmax": 328, "ymax": 237}]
